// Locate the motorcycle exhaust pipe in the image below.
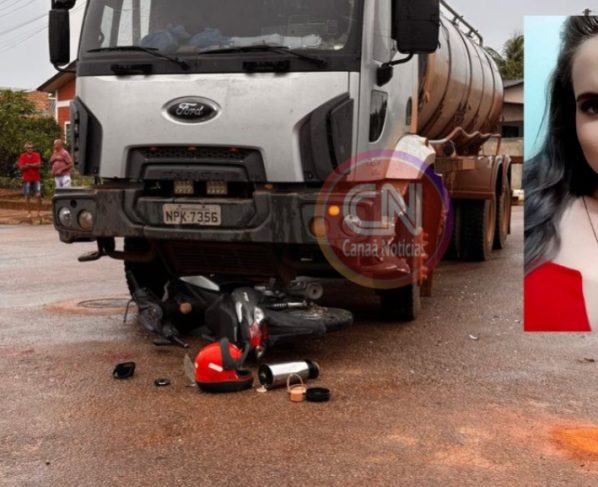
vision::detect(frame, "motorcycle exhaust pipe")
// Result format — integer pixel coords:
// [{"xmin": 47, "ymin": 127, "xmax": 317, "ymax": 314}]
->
[{"xmin": 258, "ymin": 360, "xmax": 320, "ymax": 389}]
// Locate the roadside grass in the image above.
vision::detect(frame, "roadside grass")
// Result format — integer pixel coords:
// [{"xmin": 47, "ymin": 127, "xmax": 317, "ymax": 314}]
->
[{"xmin": 0, "ymin": 172, "xmax": 93, "ymax": 199}]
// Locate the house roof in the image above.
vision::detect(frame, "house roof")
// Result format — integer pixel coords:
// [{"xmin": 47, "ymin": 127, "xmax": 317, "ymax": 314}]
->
[
  {"xmin": 37, "ymin": 61, "xmax": 77, "ymax": 93},
  {"xmin": 503, "ymin": 79, "xmax": 523, "ymax": 88},
  {"xmin": 26, "ymin": 91, "xmax": 53, "ymax": 115}
]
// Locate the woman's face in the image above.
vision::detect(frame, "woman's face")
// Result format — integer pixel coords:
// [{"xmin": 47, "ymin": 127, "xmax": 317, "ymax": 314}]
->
[{"xmin": 573, "ymin": 35, "xmax": 598, "ymax": 174}]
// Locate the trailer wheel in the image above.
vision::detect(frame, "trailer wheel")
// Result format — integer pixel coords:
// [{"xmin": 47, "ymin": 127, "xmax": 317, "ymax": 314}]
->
[
  {"xmin": 123, "ymin": 238, "xmax": 169, "ymax": 298},
  {"xmin": 461, "ymin": 197, "xmax": 496, "ymax": 262},
  {"xmin": 378, "ymin": 283, "xmax": 421, "ymax": 322},
  {"xmin": 493, "ymin": 179, "xmax": 511, "ymax": 250}
]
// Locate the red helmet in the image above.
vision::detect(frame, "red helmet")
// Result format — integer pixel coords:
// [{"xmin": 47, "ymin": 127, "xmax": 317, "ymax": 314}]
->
[{"xmin": 195, "ymin": 338, "xmax": 254, "ymax": 393}]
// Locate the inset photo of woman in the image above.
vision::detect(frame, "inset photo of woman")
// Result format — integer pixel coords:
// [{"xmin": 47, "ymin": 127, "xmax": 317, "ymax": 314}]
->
[{"xmin": 525, "ymin": 16, "xmax": 598, "ymax": 331}]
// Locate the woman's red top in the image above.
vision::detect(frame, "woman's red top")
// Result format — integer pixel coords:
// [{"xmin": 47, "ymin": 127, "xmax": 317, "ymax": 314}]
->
[{"xmin": 524, "ymin": 262, "xmax": 592, "ymax": 332}]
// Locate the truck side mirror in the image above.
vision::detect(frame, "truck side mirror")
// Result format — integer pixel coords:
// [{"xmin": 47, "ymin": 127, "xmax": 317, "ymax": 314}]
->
[
  {"xmin": 49, "ymin": 9, "xmax": 70, "ymax": 66},
  {"xmin": 392, "ymin": 0, "xmax": 440, "ymax": 54}
]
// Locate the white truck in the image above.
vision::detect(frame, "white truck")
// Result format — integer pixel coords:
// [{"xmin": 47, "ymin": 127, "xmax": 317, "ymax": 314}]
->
[{"xmin": 48, "ymin": 0, "xmax": 511, "ymax": 345}]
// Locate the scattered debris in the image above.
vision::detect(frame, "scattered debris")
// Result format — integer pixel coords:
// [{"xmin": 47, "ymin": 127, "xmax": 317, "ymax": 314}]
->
[
  {"xmin": 258, "ymin": 360, "xmax": 319, "ymax": 390},
  {"xmin": 184, "ymin": 354, "xmax": 196, "ymax": 387},
  {"xmin": 306, "ymin": 387, "xmax": 331, "ymax": 403},
  {"xmin": 195, "ymin": 339, "xmax": 254, "ymax": 393},
  {"xmin": 287, "ymin": 374, "xmax": 307, "ymax": 402},
  {"xmin": 113, "ymin": 362, "xmax": 135, "ymax": 379}
]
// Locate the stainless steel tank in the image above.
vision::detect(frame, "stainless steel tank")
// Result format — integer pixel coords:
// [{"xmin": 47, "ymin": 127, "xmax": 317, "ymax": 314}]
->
[{"xmin": 417, "ymin": 13, "xmax": 504, "ymax": 147}]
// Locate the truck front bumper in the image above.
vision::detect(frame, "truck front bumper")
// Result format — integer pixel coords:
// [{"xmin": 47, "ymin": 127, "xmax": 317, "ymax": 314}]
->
[{"xmin": 52, "ymin": 186, "xmax": 325, "ymax": 246}]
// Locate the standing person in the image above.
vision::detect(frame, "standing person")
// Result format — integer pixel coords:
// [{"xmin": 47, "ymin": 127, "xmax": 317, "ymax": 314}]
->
[
  {"xmin": 524, "ymin": 16, "xmax": 598, "ymax": 331},
  {"xmin": 50, "ymin": 139, "xmax": 73, "ymax": 188},
  {"xmin": 16, "ymin": 141, "xmax": 42, "ymax": 223}
]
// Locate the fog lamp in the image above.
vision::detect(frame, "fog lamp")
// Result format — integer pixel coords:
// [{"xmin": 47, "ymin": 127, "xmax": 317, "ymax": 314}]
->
[
  {"xmin": 309, "ymin": 217, "xmax": 329, "ymax": 238},
  {"xmin": 207, "ymin": 181, "xmax": 228, "ymax": 196},
  {"xmin": 58, "ymin": 207, "xmax": 73, "ymax": 227},
  {"xmin": 78, "ymin": 210, "xmax": 94, "ymax": 231}
]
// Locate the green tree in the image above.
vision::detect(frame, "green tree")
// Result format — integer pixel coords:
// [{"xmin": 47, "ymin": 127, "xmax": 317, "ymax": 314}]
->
[
  {"xmin": 485, "ymin": 33, "xmax": 524, "ymax": 80},
  {"xmin": 501, "ymin": 34, "xmax": 524, "ymax": 80},
  {"xmin": 0, "ymin": 90, "xmax": 61, "ymax": 180},
  {"xmin": 484, "ymin": 46, "xmax": 504, "ymax": 70}
]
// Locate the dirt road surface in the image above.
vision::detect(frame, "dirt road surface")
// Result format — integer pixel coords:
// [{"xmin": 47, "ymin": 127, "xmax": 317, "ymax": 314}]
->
[{"xmin": 1, "ymin": 207, "xmax": 597, "ymax": 486}]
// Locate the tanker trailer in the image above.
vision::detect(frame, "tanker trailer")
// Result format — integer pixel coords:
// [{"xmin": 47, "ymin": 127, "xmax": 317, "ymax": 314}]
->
[
  {"xmin": 418, "ymin": 1, "xmax": 511, "ymax": 261},
  {"xmin": 47, "ymin": 0, "xmax": 510, "ymax": 340}
]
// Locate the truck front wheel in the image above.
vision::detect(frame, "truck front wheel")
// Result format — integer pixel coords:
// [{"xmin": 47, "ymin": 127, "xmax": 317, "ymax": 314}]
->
[
  {"xmin": 378, "ymin": 284, "xmax": 421, "ymax": 322},
  {"xmin": 123, "ymin": 238, "xmax": 169, "ymax": 299},
  {"xmin": 461, "ymin": 197, "xmax": 496, "ymax": 262}
]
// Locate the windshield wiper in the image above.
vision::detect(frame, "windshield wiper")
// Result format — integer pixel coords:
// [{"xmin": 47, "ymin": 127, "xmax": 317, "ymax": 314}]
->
[
  {"xmin": 87, "ymin": 46, "xmax": 190, "ymax": 70},
  {"xmin": 198, "ymin": 45, "xmax": 327, "ymax": 68}
]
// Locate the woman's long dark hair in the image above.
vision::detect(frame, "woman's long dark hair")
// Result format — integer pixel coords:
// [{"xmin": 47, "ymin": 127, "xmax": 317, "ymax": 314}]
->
[{"xmin": 525, "ymin": 16, "xmax": 598, "ymax": 273}]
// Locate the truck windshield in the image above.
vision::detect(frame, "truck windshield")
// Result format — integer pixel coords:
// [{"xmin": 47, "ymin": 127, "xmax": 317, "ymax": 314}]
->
[{"xmin": 80, "ymin": 0, "xmax": 361, "ymax": 59}]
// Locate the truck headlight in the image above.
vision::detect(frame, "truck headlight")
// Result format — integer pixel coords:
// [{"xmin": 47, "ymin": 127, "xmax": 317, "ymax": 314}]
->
[
  {"xmin": 58, "ymin": 207, "xmax": 73, "ymax": 227},
  {"xmin": 78, "ymin": 210, "xmax": 94, "ymax": 231}
]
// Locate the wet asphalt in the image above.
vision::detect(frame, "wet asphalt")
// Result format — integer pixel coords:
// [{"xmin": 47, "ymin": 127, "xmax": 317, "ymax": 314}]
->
[{"xmin": 1, "ymin": 207, "xmax": 598, "ymax": 486}]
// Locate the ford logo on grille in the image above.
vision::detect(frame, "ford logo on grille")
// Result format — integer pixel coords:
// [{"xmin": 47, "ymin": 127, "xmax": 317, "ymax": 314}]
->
[{"xmin": 164, "ymin": 97, "xmax": 219, "ymax": 124}]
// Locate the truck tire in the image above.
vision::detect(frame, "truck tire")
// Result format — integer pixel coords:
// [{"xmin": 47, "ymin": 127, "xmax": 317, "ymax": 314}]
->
[
  {"xmin": 445, "ymin": 200, "xmax": 461, "ymax": 259},
  {"xmin": 378, "ymin": 284, "xmax": 421, "ymax": 322},
  {"xmin": 493, "ymin": 179, "xmax": 511, "ymax": 250},
  {"xmin": 124, "ymin": 239, "xmax": 202, "ymax": 334},
  {"xmin": 123, "ymin": 238, "xmax": 169, "ymax": 298},
  {"xmin": 461, "ymin": 197, "xmax": 496, "ymax": 262}
]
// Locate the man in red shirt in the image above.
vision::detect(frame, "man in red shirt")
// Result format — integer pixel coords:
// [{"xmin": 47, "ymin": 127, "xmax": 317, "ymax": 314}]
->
[{"xmin": 16, "ymin": 141, "xmax": 42, "ymax": 223}]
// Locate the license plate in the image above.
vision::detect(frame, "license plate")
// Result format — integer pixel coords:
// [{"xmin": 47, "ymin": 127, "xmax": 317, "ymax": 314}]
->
[{"xmin": 162, "ymin": 204, "xmax": 221, "ymax": 226}]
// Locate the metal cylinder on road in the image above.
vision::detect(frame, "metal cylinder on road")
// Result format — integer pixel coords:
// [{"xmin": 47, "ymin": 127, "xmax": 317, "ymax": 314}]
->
[{"xmin": 258, "ymin": 360, "xmax": 320, "ymax": 389}]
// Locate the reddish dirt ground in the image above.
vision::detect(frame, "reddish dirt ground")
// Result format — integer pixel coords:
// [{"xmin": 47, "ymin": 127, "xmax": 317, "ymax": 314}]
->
[{"xmin": 1, "ymin": 208, "xmax": 597, "ymax": 486}]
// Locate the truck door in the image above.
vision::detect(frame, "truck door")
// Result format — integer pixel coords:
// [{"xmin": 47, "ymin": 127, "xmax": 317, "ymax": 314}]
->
[{"xmin": 357, "ymin": 0, "xmax": 418, "ymax": 156}]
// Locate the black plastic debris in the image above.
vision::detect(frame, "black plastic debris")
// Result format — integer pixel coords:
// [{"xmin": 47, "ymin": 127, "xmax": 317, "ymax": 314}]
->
[{"xmin": 113, "ymin": 362, "xmax": 136, "ymax": 379}]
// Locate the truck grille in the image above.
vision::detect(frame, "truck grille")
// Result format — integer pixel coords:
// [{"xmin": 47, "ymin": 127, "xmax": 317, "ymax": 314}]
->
[
  {"xmin": 137, "ymin": 146, "xmax": 255, "ymax": 161},
  {"xmin": 126, "ymin": 146, "xmax": 267, "ymax": 183}
]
